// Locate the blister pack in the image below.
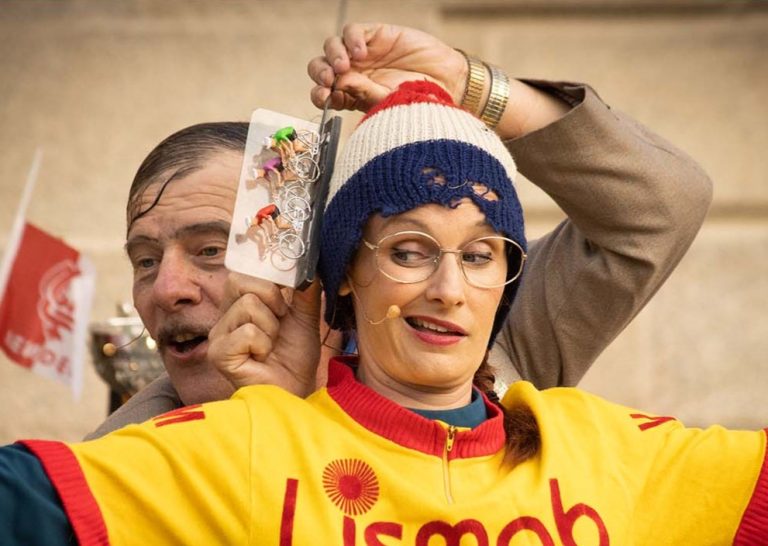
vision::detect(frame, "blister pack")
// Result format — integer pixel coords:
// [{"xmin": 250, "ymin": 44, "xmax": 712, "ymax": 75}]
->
[{"xmin": 225, "ymin": 110, "xmax": 340, "ymax": 289}]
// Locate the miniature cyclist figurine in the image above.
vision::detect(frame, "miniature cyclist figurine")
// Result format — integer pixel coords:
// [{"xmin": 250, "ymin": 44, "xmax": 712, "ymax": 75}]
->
[
  {"xmin": 235, "ymin": 203, "xmax": 295, "ymax": 259},
  {"xmin": 264, "ymin": 126, "xmax": 309, "ymax": 164},
  {"xmin": 251, "ymin": 156, "xmax": 298, "ymax": 190}
]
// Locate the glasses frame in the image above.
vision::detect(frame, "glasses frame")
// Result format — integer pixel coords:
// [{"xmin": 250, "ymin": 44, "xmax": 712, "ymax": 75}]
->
[{"xmin": 362, "ymin": 230, "xmax": 526, "ymax": 289}]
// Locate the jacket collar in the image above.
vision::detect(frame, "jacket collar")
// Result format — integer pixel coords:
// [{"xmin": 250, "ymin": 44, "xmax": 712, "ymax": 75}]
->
[{"xmin": 325, "ymin": 356, "xmax": 506, "ymax": 459}]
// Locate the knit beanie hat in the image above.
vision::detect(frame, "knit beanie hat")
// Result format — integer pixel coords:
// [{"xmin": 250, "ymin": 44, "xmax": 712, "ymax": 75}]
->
[{"xmin": 319, "ymin": 80, "xmax": 526, "ymax": 346}]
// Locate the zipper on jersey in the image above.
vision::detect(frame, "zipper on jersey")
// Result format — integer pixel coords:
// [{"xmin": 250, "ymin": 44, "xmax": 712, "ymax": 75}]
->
[{"xmin": 442, "ymin": 425, "xmax": 457, "ymax": 504}]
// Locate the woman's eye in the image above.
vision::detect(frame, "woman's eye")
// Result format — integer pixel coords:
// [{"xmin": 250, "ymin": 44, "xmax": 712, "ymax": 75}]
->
[
  {"xmin": 462, "ymin": 251, "xmax": 493, "ymax": 265},
  {"xmin": 391, "ymin": 248, "xmax": 430, "ymax": 266}
]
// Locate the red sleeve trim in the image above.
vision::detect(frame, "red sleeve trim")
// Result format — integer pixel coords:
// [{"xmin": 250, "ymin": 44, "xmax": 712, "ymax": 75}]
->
[
  {"xmin": 734, "ymin": 428, "xmax": 768, "ymax": 545},
  {"xmin": 18, "ymin": 439, "xmax": 110, "ymax": 546}
]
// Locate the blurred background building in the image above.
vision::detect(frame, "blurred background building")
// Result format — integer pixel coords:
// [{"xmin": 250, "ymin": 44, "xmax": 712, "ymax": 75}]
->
[{"xmin": 1, "ymin": 0, "xmax": 766, "ymax": 442}]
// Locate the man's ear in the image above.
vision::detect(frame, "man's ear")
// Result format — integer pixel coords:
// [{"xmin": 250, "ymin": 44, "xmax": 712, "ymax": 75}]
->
[{"xmin": 338, "ymin": 276, "xmax": 352, "ymax": 296}]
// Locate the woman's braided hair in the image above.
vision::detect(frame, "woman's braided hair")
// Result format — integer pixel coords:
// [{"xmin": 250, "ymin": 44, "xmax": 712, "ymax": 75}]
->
[{"xmin": 473, "ymin": 355, "xmax": 540, "ymax": 466}]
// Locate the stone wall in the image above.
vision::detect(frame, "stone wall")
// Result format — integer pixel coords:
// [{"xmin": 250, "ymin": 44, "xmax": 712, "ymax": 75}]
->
[{"xmin": 1, "ymin": 0, "xmax": 765, "ymax": 441}]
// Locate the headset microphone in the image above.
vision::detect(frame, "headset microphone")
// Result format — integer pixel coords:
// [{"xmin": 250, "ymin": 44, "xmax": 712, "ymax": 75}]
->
[
  {"xmin": 101, "ymin": 328, "xmax": 149, "ymax": 357},
  {"xmin": 346, "ymin": 277, "xmax": 402, "ymax": 325},
  {"xmin": 365, "ymin": 304, "xmax": 402, "ymax": 325}
]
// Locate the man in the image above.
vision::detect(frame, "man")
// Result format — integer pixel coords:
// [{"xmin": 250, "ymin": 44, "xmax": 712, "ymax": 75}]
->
[{"xmin": 86, "ymin": 22, "xmax": 712, "ymax": 438}]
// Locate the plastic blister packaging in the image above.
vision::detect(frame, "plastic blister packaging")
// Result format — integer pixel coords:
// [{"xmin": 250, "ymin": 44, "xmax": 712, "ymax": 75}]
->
[{"xmin": 225, "ymin": 109, "xmax": 341, "ymax": 289}]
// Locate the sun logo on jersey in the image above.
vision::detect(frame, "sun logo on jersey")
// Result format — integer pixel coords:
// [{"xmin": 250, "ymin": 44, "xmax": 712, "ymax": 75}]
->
[{"xmin": 322, "ymin": 458, "xmax": 380, "ymax": 516}]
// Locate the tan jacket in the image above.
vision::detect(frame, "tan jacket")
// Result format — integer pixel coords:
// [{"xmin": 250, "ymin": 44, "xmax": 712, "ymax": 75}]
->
[
  {"xmin": 491, "ymin": 81, "xmax": 712, "ymax": 388},
  {"xmin": 86, "ymin": 82, "xmax": 712, "ymax": 440}
]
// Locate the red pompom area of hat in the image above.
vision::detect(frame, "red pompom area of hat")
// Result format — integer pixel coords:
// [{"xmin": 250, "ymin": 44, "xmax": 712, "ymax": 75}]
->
[{"xmin": 360, "ymin": 80, "xmax": 456, "ymax": 124}]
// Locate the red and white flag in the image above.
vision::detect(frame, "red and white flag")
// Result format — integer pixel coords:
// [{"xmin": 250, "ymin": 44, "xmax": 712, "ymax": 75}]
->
[{"xmin": 0, "ymin": 150, "xmax": 95, "ymax": 398}]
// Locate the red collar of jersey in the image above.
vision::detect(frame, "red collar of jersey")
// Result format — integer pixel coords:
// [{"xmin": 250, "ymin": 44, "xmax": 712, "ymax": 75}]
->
[{"xmin": 326, "ymin": 357, "xmax": 506, "ymax": 459}]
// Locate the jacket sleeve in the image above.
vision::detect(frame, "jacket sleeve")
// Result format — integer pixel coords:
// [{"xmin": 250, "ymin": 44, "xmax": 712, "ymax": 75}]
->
[
  {"xmin": 490, "ymin": 80, "xmax": 713, "ymax": 388},
  {"xmin": 23, "ymin": 396, "xmax": 254, "ymax": 545},
  {"xmin": 633, "ymin": 422, "xmax": 768, "ymax": 544},
  {"xmin": 0, "ymin": 444, "xmax": 74, "ymax": 545},
  {"xmin": 540, "ymin": 388, "xmax": 768, "ymax": 543},
  {"xmin": 83, "ymin": 372, "xmax": 181, "ymax": 440}
]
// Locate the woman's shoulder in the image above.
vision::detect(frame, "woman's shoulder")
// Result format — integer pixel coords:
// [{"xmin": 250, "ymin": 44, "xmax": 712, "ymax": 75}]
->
[{"xmin": 502, "ymin": 381, "xmax": 682, "ymax": 438}]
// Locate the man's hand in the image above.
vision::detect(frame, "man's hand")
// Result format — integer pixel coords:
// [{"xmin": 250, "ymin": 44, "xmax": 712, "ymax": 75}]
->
[
  {"xmin": 207, "ymin": 273, "xmax": 321, "ymax": 397},
  {"xmin": 307, "ymin": 22, "xmax": 569, "ymax": 138},
  {"xmin": 307, "ymin": 22, "xmax": 467, "ymax": 113}
]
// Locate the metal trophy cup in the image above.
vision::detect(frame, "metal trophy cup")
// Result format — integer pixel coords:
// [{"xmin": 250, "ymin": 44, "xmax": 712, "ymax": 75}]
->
[{"xmin": 89, "ymin": 304, "xmax": 164, "ymax": 413}]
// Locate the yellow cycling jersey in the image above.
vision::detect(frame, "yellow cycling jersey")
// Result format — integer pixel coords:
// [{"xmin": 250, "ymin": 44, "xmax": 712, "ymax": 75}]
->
[{"xmin": 23, "ymin": 358, "xmax": 768, "ymax": 545}]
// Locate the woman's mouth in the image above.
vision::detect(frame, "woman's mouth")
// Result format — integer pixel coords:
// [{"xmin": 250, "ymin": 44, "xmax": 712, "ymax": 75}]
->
[{"xmin": 405, "ymin": 316, "xmax": 466, "ymax": 346}]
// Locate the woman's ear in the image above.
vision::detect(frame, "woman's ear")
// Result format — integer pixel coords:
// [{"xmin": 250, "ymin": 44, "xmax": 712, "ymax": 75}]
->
[{"xmin": 338, "ymin": 277, "xmax": 352, "ymax": 296}]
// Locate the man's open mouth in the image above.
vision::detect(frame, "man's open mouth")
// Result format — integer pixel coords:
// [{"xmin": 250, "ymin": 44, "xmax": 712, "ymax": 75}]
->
[{"xmin": 164, "ymin": 333, "xmax": 208, "ymax": 354}]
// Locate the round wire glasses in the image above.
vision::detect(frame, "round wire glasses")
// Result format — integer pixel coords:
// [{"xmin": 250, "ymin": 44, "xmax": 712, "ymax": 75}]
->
[{"xmin": 362, "ymin": 230, "xmax": 527, "ymax": 289}]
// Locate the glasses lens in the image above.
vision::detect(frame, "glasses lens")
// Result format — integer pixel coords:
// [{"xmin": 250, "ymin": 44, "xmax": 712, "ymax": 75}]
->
[
  {"xmin": 505, "ymin": 239, "xmax": 526, "ymax": 284},
  {"xmin": 375, "ymin": 232, "xmax": 440, "ymax": 283},
  {"xmin": 460, "ymin": 236, "xmax": 518, "ymax": 288}
]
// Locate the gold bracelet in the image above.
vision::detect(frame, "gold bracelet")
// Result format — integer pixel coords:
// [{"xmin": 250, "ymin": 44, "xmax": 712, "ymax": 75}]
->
[
  {"xmin": 456, "ymin": 49, "xmax": 487, "ymax": 116},
  {"xmin": 480, "ymin": 64, "xmax": 510, "ymax": 129}
]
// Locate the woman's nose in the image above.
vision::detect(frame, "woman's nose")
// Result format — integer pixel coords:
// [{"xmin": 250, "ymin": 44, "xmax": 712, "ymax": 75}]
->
[{"xmin": 423, "ymin": 252, "xmax": 467, "ymax": 306}]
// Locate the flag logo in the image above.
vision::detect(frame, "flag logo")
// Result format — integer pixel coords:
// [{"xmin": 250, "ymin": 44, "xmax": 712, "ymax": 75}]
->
[{"xmin": 38, "ymin": 259, "xmax": 80, "ymax": 340}]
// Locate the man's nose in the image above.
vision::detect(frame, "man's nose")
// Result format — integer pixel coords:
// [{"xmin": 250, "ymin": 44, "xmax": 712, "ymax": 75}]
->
[
  {"xmin": 151, "ymin": 250, "xmax": 202, "ymax": 312},
  {"xmin": 424, "ymin": 253, "xmax": 467, "ymax": 307}
]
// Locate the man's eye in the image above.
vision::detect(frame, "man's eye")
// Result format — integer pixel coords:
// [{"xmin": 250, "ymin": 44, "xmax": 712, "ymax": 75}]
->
[
  {"xmin": 136, "ymin": 257, "xmax": 157, "ymax": 269},
  {"xmin": 200, "ymin": 246, "xmax": 221, "ymax": 257}
]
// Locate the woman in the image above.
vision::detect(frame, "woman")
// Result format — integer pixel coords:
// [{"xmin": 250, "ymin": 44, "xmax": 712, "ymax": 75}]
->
[{"xmin": 2, "ymin": 79, "xmax": 763, "ymax": 546}]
